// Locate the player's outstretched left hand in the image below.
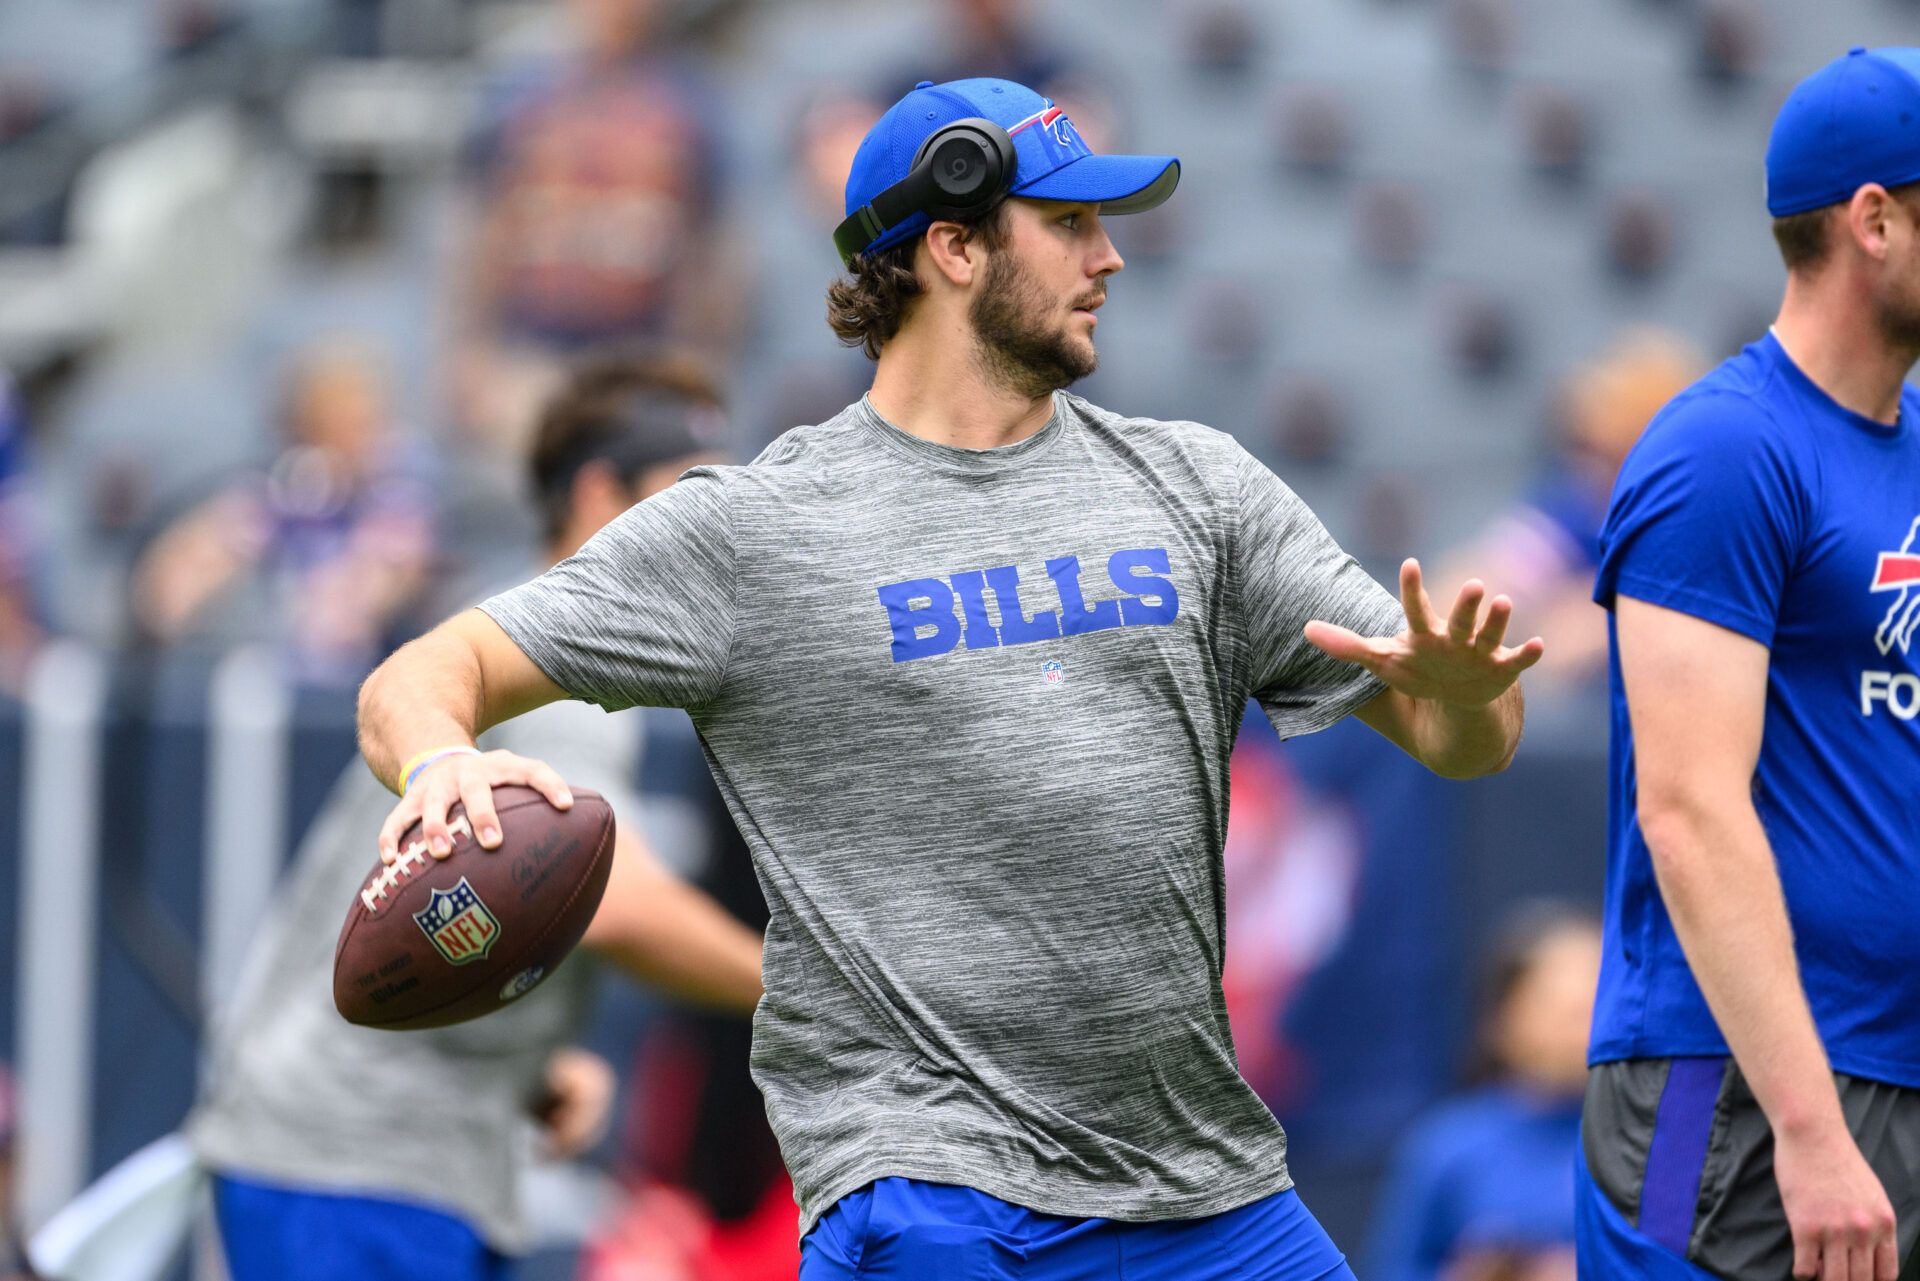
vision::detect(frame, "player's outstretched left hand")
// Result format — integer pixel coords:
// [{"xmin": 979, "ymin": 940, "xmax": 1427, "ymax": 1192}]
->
[{"xmin": 1305, "ymin": 558, "xmax": 1545, "ymax": 706}]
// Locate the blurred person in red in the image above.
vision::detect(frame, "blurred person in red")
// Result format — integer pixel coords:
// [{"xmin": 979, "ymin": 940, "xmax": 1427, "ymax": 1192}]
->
[
  {"xmin": 130, "ymin": 339, "xmax": 435, "ymax": 686},
  {"xmin": 1433, "ymin": 330, "xmax": 1703, "ymax": 696},
  {"xmin": 577, "ymin": 778, "xmax": 795, "ymax": 1281},
  {"xmin": 188, "ymin": 351, "xmax": 762, "ymax": 1281},
  {"xmin": 1364, "ymin": 905, "xmax": 1601, "ymax": 1281},
  {"xmin": 447, "ymin": 0, "xmax": 738, "ymax": 451}
]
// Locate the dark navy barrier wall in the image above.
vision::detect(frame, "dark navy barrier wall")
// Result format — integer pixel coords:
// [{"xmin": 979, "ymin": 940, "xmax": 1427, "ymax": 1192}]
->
[{"xmin": 92, "ymin": 663, "xmax": 209, "ymax": 1183}]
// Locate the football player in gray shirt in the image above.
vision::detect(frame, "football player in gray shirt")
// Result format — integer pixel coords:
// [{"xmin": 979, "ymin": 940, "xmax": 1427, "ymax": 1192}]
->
[{"xmin": 357, "ymin": 78, "xmax": 1545, "ymax": 1281}]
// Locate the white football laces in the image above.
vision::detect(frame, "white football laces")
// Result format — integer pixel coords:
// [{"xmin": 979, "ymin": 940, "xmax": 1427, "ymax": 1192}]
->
[{"xmin": 361, "ymin": 815, "xmax": 474, "ymax": 914}]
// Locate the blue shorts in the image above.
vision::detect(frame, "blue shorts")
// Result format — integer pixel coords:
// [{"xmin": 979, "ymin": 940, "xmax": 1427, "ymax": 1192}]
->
[
  {"xmin": 799, "ymin": 1177, "xmax": 1355, "ymax": 1281},
  {"xmin": 212, "ymin": 1173, "xmax": 513, "ymax": 1281},
  {"xmin": 1575, "ymin": 1149, "xmax": 1717, "ymax": 1280}
]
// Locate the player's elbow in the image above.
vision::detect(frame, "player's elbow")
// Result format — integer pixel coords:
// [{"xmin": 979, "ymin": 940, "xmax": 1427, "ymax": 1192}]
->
[
  {"xmin": 1423, "ymin": 746, "xmax": 1512, "ymax": 781},
  {"xmin": 1635, "ymin": 783, "xmax": 1741, "ymax": 869},
  {"xmin": 1420, "ymin": 719, "xmax": 1521, "ymax": 781}
]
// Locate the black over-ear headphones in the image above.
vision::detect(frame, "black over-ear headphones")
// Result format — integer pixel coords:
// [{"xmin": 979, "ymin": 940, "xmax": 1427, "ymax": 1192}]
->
[{"xmin": 833, "ymin": 117, "xmax": 1018, "ymax": 267}]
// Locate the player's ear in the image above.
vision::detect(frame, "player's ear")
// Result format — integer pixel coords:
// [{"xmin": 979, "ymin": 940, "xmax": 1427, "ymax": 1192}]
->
[
  {"xmin": 1847, "ymin": 183, "xmax": 1897, "ymax": 262},
  {"xmin": 923, "ymin": 221, "xmax": 980, "ymax": 289},
  {"xmin": 569, "ymin": 459, "xmax": 631, "ymax": 527}
]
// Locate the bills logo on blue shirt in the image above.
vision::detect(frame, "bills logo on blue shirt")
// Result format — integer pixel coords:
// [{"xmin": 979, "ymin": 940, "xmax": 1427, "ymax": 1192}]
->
[
  {"xmin": 1871, "ymin": 515, "xmax": 1920, "ymax": 656},
  {"xmin": 877, "ymin": 547, "xmax": 1179, "ymax": 663},
  {"xmin": 413, "ymin": 877, "xmax": 501, "ymax": 966}
]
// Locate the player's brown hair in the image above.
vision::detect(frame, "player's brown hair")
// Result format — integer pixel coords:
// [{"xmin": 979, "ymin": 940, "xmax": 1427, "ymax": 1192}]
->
[
  {"xmin": 1771, "ymin": 179, "xmax": 1920, "ymax": 273},
  {"xmin": 1771, "ymin": 205, "xmax": 1837, "ymax": 273},
  {"xmin": 530, "ymin": 350, "xmax": 724, "ymax": 542},
  {"xmin": 825, "ymin": 203, "xmax": 1010, "ymax": 359}
]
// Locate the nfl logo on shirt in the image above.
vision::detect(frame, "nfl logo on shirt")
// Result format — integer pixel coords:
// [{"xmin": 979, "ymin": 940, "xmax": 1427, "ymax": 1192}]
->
[
  {"xmin": 413, "ymin": 877, "xmax": 502, "ymax": 966},
  {"xmin": 1042, "ymin": 659, "xmax": 1065, "ymax": 686}
]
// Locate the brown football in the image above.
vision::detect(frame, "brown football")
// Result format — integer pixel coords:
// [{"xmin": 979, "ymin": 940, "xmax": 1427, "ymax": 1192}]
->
[{"xmin": 333, "ymin": 785, "xmax": 615, "ymax": 1030}]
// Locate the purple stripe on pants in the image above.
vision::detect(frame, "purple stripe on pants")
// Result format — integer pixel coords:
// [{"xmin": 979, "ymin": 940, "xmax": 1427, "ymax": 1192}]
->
[{"xmin": 1639, "ymin": 1057, "xmax": 1726, "ymax": 1258}]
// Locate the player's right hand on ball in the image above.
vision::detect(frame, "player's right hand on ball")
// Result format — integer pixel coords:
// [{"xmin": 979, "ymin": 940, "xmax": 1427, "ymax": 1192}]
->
[
  {"xmin": 378, "ymin": 749, "xmax": 573, "ymax": 864},
  {"xmin": 1774, "ymin": 1120, "xmax": 1898, "ymax": 1281}
]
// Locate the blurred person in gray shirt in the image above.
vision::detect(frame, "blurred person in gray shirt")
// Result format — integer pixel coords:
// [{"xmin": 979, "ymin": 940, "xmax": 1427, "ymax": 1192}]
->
[{"xmin": 189, "ymin": 351, "xmax": 762, "ymax": 1281}]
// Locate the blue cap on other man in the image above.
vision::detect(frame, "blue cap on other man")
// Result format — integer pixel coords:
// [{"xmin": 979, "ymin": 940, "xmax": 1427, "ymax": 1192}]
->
[
  {"xmin": 1767, "ymin": 46, "xmax": 1920, "ymax": 217},
  {"xmin": 842, "ymin": 77, "xmax": 1180, "ymax": 260}
]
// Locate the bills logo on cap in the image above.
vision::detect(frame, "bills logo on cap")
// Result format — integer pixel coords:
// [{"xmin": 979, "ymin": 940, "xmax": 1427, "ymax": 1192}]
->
[
  {"xmin": 1009, "ymin": 103, "xmax": 1089, "ymax": 168},
  {"xmin": 413, "ymin": 877, "xmax": 501, "ymax": 966},
  {"xmin": 1872, "ymin": 515, "xmax": 1920, "ymax": 656}
]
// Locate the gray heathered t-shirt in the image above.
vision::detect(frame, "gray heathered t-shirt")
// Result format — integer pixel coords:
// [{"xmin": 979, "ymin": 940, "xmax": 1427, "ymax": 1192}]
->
[
  {"xmin": 187, "ymin": 699, "xmax": 641, "ymax": 1252},
  {"xmin": 480, "ymin": 392, "xmax": 1405, "ymax": 1235}
]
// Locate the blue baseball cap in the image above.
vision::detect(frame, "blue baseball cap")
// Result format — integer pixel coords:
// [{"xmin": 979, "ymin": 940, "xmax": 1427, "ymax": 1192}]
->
[
  {"xmin": 1767, "ymin": 46, "xmax": 1920, "ymax": 217},
  {"xmin": 843, "ymin": 77, "xmax": 1181, "ymax": 259}
]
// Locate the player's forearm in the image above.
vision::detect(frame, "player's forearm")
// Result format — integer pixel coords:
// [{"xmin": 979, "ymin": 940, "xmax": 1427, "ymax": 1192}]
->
[
  {"xmin": 1640, "ymin": 792, "xmax": 1845, "ymax": 1138},
  {"xmin": 583, "ymin": 844, "xmax": 765, "ymax": 1015},
  {"xmin": 357, "ymin": 628, "xmax": 489, "ymax": 793},
  {"xmin": 1408, "ymin": 682, "xmax": 1524, "ymax": 779}
]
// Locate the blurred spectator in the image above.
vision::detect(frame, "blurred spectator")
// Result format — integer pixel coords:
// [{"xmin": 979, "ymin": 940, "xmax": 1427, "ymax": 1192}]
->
[
  {"xmin": 1602, "ymin": 189, "xmax": 1678, "ymax": 282},
  {"xmin": 1185, "ymin": 3, "xmax": 1266, "ymax": 78},
  {"xmin": 1434, "ymin": 329, "xmax": 1704, "ymax": 694},
  {"xmin": 887, "ymin": 0, "xmax": 1118, "ymax": 153},
  {"xmin": 1357, "ymin": 474, "xmax": 1422, "ymax": 566},
  {"xmin": 448, "ymin": 0, "xmax": 738, "ymax": 450},
  {"xmin": 792, "ymin": 88, "xmax": 884, "ymax": 231},
  {"xmin": 160, "ymin": 0, "xmax": 239, "ymax": 57},
  {"xmin": 129, "ymin": 339, "xmax": 435, "ymax": 686},
  {"xmin": 0, "ymin": 68, "xmax": 53, "ymax": 145},
  {"xmin": 1694, "ymin": 0, "xmax": 1767, "ymax": 86},
  {"xmin": 1364, "ymin": 905, "xmax": 1601, "ymax": 1281},
  {"xmin": 1276, "ymin": 86, "xmax": 1356, "ymax": 178},
  {"xmin": 0, "ymin": 373, "xmax": 43, "ymax": 694},
  {"xmin": 1440, "ymin": 285, "xmax": 1521, "ymax": 382},
  {"xmin": 1189, "ymin": 276, "xmax": 1266, "ymax": 367},
  {"xmin": 1443, "ymin": 0, "xmax": 1515, "ymax": 78},
  {"xmin": 1267, "ymin": 373, "xmax": 1351, "ymax": 468},
  {"xmin": 1356, "ymin": 181, "xmax": 1428, "ymax": 273},
  {"xmin": 1514, "ymin": 86, "xmax": 1591, "ymax": 185},
  {"xmin": 890, "ymin": 0, "xmax": 1075, "ymax": 104}
]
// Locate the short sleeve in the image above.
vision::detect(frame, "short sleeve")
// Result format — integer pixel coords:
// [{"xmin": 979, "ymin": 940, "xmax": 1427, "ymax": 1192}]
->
[
  {"xmin": 480, "ymin": 469, "xmax": 737, "ymax": 712},
  {"xmin": 1593, "ymin": 392, "xmax": 1804, "ymax": 645},
  {"xmin": 1232, "ymin": 445, "xmax": 1406, "ymax": 738}
]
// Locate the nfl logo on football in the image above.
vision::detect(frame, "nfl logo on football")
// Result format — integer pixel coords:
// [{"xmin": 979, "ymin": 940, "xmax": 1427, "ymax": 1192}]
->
[
  {"xmin": 413, "ymin": 877, "xmax": 503, "ymax": 966},
  {"xmin": 1042, "ymin": 659, "xmax": 1065, "ymax": 687}
]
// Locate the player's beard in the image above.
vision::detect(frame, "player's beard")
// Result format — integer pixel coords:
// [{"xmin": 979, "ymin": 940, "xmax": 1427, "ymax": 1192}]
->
[{"xmin": 968, "ymin": 248, "xmax": 1099, "ymax": 399}]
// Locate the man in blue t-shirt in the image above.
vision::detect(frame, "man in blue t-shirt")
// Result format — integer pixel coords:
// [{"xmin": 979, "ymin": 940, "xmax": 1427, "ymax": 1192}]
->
[{"xmin": 1578, "ymin": 47, "xmax": 1920, "ymax": 1281}]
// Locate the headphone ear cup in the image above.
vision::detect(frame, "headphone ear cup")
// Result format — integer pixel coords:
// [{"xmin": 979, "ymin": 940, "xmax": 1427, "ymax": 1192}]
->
[
  {"xmin": 926, "ymin": 131, "xmax": 995, "ymax": 202},
  {"xmin": 913, "ymin": 119, "xmax": 1016, "ymax": 219}
]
